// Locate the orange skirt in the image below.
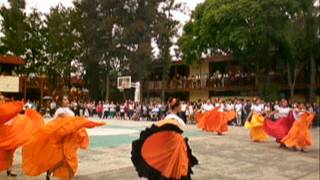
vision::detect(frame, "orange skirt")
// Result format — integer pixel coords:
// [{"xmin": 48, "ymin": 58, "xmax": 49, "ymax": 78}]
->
[
  {"xmin": 0, "ymin": 101, "xmax": 24, "ymax": 125},
  {"xmin": 131, "ymin": 118, "xmax": 198, "ymax": 179},
  {"xmin": 281, "ymin": 112, "xmax": 315, "ymax": 149},
  {"xmin": 22, "ymin": 117, "xmax": 104, "ymax": 179},
  {"xmin": 0, "ymin": 109, "xmax": 44, "ymax": 172},
  {"xmin": 198, "ymin": 108, "xmax": 235, "ymax": 133}
]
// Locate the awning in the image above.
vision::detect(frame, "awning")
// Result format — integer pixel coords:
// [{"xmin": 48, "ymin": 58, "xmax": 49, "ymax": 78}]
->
[{"xmin": 0, "ymin": 55, "xmax": 26, "ymax": 65}]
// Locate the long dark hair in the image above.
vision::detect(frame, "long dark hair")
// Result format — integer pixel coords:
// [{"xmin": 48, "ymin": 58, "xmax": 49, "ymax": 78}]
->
[{"xmin": 168, "ymin": 97, "xmax": 180, "ymax": 111}]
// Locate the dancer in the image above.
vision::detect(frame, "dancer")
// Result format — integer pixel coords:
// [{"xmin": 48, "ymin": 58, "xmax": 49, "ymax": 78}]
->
[
  {"xmin": 22, "ymin": 95, "xmax": 105, "ymax": 180},
  {"xmin": 131, "ymin": 98, "xmax": 198, "ymax": 180},
  {"xmin": 53, "ymin": 95, "xmax": 75, "ymax": 118},
  {"xmin": 197, "ymin": 99, "xmax": 235, "ymax": 135},
  {"xmin": 244, "ymin": 98, "xmax": 268, "ymax": 142},
  {"xmin": 0, "ymin": 94, "xmax": 43, "ymax": 177},
  {"xmin": 281, "ymin": 103, "xmax": 315, "ymax": 152},
  {"xmin": 263, "ymin": 99, "xmax": 294, "ymax": 147}
]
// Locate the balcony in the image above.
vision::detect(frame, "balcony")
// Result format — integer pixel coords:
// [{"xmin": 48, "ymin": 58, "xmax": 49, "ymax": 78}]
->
[{"xmin": 145, "ymin": 75, "xmax": 319, "ymax": 92}]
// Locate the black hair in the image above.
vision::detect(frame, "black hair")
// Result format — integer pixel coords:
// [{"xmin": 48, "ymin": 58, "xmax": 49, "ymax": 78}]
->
[{"xmin": 168, "ymin": 98, "xmax": 180, "ymax": 111}]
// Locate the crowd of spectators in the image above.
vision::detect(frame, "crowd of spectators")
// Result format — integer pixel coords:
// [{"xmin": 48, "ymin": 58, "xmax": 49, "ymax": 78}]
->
[
  {"xmin": 46, "ymin": 98, "xmax": 320, "ymax": 127},
  {"xmin": 166, "ymin": 70, "xmax": 256, "ymax": 89}
]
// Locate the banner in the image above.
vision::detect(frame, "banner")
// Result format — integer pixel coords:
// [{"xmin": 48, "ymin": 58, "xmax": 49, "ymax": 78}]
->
[{"xmin": 0, "ymin": 76, "xmax": 20, "ymax": 92}]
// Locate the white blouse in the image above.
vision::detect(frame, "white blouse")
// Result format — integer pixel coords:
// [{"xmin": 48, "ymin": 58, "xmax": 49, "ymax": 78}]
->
[
  {"xmin": 54, "ymin": 107, "xmax": 75, "ymax": 118},
  {"xmin": 164, "ymin": 113, "xmax": 186, "ymax": 127}
]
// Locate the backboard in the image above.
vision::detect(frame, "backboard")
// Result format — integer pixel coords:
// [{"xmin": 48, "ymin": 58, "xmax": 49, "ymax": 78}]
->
[{"xmin": 117, "ymin": 76, "xmax": 131, "ymax": 89}]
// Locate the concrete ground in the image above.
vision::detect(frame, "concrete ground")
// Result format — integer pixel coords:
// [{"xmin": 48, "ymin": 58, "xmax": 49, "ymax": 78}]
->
[{"xmin": 1, "ymin": 119, "xmax": 319, "ymax": 180}]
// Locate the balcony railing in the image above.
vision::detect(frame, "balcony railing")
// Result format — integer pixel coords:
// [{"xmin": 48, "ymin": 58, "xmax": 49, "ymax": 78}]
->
[{"xmin": 145, "ymin": 75, "xmax": 319, "ymax": 91}]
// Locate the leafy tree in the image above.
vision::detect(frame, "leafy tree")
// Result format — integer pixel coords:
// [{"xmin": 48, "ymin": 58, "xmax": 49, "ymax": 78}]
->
[
  {"xmin": 0, "ymin": 0, "xmax": 28, "ymax": 56},
  {"xmin": 179, "ymin": 0, "xmax": 318, "ymax": 99},
  {"xmin": 44, "ymin": 5, "xmax": 80, "ymax": 88},
  {"xmin": 24, "ymin": 9, "xmax": 47, "ymax": 74}
]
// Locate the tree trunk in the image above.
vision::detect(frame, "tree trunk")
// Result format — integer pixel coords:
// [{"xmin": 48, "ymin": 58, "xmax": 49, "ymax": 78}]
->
[
  {"xmin": 309, "ymin": 55, "xmax": 316, "ymax": 102},
  {"xmin": 105, "ymin": 73, "xmax": 110, "ymax": 101},
  {"xmin": 287, "ymin": 63, "xmax": 295, "ymax": 99},
  {"xmin": 161, "ymin": 79, "xmax": 165, "ymax": 103}
]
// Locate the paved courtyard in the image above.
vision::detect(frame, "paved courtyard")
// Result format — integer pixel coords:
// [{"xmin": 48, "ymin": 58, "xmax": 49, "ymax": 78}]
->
[{"xmin": 1, "ymin": 119, "xmax": 319, "ymax": 180}]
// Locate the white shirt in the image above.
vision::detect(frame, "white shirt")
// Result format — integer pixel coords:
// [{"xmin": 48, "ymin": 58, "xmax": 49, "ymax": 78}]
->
[
  {"xmin": 225, "ymin": 103, "xmax": 235, "ymax": 111},
  {"xmin": 129, "ymin": 104, "xmax": 134, "ymax": 110},
  {"xmin": 235, "ymin": 103, "xmax": 243, "ymax": 112},
  {"xmin": 251, "ymin": 104, "xmax": 264, "ymax": 114},
  {"xmin": 54, "ymin": 107, "xmax": 75, "ymax": 118},
  {"xmin": 181, "ymin": 104, "xmax": 187, "ymax": 112},
  {"xmin": 120, "ymin": 105, "xmax": 125, "ymax": 112},
  {"xmin": 275, "ymin": 106, "xmax": 291, "ymax": 118},
  {"xmin": 189, "ymin": 105, "xmax": 194, "ymax": 115},
  {"xmin": 218, "ymin": 104, "xmax": 225, "ymax": 112},
  {"xmin": 164, "ymin": 113, "xmax": 185, "ymax": 127},
  {"xmin": 109, "ymin": 104, "xmax": 116, "ymax": 112},
  {"xmin": 103, "ymin": 104, "xmax": 109, "ymax": 112},
  {"xmin": 202, "ymin": 103, "xmax": 214, "ymax": 112}
]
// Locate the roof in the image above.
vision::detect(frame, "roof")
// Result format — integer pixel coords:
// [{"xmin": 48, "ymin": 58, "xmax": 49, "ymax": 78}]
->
[{"xmin": 0, "ymin": 55, "xmax": 26, "ymax": 65}]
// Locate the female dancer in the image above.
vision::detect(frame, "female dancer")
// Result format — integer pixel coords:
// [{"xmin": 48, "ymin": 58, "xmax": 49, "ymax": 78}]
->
[
  {"xmin": 22, "ymin": 95, "xmax": 104, "ymax": 180},
  {"xmin": 197, "ymin": 99, "xmax": 235, "ymax": 135},
  {"xmin": 281, "ymin": 103, "xmax": 315, "ymax": 152},
  {"xmin": 263, "ymin": 99, "xmax": 294, "ymax": 147},
  {"xmin": 244, "ymin": 98, "xmax": 268, "ymax": 142},
  {"xmin": 131, "ymin": 98, "xmax": 198, "ymax": 179},
  {"xmin": 53, "ymin": 95, "xmax": 75, "ymax": 118}
]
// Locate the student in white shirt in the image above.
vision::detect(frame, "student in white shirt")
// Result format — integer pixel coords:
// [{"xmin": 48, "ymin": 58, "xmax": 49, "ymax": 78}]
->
[{"xmin": 235, "ymin": 100, "xmax": 243, "ymax": 126}]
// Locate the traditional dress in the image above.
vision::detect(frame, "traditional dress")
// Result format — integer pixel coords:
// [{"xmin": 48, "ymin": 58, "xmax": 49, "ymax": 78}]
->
[
  {"xmin": 281, "ymin": 112, "xmax": 315, "ymax": 150},
  {"xmin": 245, "ymin": 104, "xmax": 268, "ymax": 142},
  {"xmin": 263, "ymin": 107, "xmax": 294, "ymax": 143},
  {"xmin": 197, "ymin": 106, "xmax": 236, "ymax": 134},
  {"xmin": 22, "ymin": 116, "xmax": 104, "ymax": 179},
  {"xmin": 0, "ymin": 109, "xmax": 44, "ymax": 172},
  {"xmin": 131, "ymin": 114, "xmax": 198, "ymax": 180}
]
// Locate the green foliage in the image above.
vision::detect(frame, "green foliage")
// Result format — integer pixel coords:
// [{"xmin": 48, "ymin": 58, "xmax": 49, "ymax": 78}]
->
[{"xmin": 0, "ymin": 0, "xmax": 28, "ymax": 56}]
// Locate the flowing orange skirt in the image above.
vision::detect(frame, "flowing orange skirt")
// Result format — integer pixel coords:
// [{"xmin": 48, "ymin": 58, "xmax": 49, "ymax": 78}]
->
[
  {"xmin": 281, "ymin": 112, "xmax": 315, "ymax": 149},
  {"xmin": 22, "ymin": 117, "xmax": 104, "ymax": 179},
  {"xmin": 0, "ymin": 101, "xmax": 24, "ymax": 125},
  {"xmin": 198, "ymin": 108, "xmax": 235, "ymax": 133},
  {"xmin": 131, "ymin": 118, "xmax": 198, "ymax": 179},
  {"xmin": 0, "ymin": 109, "xmax": 44, "ymax": 172}
]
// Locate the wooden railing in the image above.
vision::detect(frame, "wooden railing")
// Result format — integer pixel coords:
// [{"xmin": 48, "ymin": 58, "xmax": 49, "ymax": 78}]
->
[{"xmin": 145, "ymin": 77, "xmax": 319, "ymax": 92}]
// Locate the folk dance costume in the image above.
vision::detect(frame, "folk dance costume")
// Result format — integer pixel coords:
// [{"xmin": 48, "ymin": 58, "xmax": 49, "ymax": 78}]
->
[
  {"xmin": 263, "ymin": 106, "xmax": 294, "ymax": 143},
  {"xmin": 245, "ymin": 104, "xmax": 268, "ymax": 142},
  {"xmin": 22, "ymin": 107, "xmax": 104, "ymax": 180},
  {"xmin": 281, "ymin": 111, "xmax": 315, "ymax": 151},
  {"xmin": 131, "ymin": 113, "xmax": 198, "ymax": 180},
  {"xmin": 0, "ymin": 100, "xmax": 44, "ymax": 176},
  {"xmin": 197, "ymin": 103, "xmax": 236, "ymax": 135}
]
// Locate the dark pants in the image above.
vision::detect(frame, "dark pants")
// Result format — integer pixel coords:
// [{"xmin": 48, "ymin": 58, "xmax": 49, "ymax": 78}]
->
[
  {"xmin": 102, "ymin": 111, "xmax": 109, "ymax": 119},
  {"xmin": 179, "ymin": 112, "xmax": 187, "ymax": 123}
]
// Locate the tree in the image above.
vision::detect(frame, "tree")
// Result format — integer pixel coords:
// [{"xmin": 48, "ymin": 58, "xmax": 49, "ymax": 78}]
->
[
  {"xmin": 44, "ymin": 5, "xmax": 80, "ymax": 88},
  {"xmin": 178, "ymin": 0, "xmax": 314, "ymax": 99},
  {"xmin": 24, "ymin": 9, "xmax": 47, "ymax": 74},
  {"xmin": 0, "ymin": 0, "xmax": 28, "ymax": 56},
  {"xmin": 154, "ymin": 0, "xmax": 180, "ymax": 102}
]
